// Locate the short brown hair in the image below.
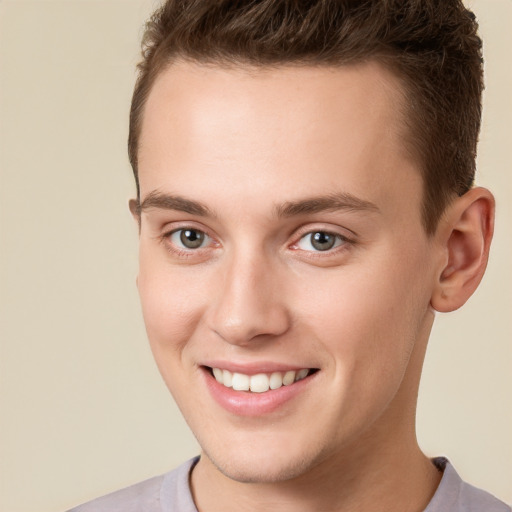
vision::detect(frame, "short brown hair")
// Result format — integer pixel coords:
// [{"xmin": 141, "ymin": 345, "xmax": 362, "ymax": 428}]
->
[{"xmin": 129, "ymin": 0, "xmax": 483, "ymax": 234}]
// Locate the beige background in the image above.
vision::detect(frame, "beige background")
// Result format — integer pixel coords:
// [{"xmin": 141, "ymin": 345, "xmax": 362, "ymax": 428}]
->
[{"xmin": 0, "ymin": 1, "xmax": 510, "ymax": 511}]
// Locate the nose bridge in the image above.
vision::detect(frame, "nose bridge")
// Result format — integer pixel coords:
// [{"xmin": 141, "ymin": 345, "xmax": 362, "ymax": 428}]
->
[{"xmin": 209, "ymin": 246, "xmax": 289, "ymax": 345}]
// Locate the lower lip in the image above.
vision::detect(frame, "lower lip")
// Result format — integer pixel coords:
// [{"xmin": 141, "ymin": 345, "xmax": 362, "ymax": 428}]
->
[{"xmin": 202, "ymin": 368, "xmax": 317, "ymax": 417}]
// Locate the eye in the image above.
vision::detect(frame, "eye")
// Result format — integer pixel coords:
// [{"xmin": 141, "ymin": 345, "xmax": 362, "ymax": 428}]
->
[
  {"xmin": 296, "ymin": 231, "xmax": 345, "ymax": 252},
  {"xmin": 169, "ymin": 228, "xmax": 210, "ymax": 249}
]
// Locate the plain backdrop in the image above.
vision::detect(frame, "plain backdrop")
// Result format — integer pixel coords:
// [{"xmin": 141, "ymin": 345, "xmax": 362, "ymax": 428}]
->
[{"xmin": 0, "ymin": 1, "xmax": 510, "ymax": 511}]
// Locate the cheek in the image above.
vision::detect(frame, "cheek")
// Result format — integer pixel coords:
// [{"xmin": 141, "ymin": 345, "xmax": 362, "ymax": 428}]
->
[
  {"xmin": 136, "ymin": 263, "xmax": 213, "ymax": 408},
  {"xmin": 137, "ymin": 251, "xmax": 208, "ymax": 357},
  {"xmin": 296, "ymin": 248, "xmax": 433, "ymax": 380}
]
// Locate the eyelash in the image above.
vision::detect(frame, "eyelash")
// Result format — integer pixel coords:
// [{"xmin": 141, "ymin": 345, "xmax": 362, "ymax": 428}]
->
[
  {"xmin": 160, "ymin": 226, "xmax": 217, "ymax": 258},
  {"xmin": 159, "ymin": 226, "xmax": 355, "ymax": 259},
  {"xmin": 288, "ymin": 226, "xmax": 355, "ymax": 260},
  {"xmin": 291, "ymin": 231, "xmax": 351, "ymax": 253}
]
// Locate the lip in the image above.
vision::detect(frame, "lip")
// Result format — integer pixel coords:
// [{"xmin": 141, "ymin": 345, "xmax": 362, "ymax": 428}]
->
[
  {"xmin": 203, "ymin": 360, "xmax": 310, "ymax": 375},
  {"xmin": 201, "ymin": 364, "xmax": 319, "ymax": 416}
]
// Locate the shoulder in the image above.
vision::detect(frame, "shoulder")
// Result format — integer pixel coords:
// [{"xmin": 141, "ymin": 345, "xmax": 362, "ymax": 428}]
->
[
  {"xmin": 425, "ymin": 457, "xmax": 511, "ymax": 512},
  {"xmin": 66, "ymin": 457, "xmax": 199, "ymax": 512},
  {"xmin": 67, "ymin": 474, "xmax": 164, "ymax": 512}
]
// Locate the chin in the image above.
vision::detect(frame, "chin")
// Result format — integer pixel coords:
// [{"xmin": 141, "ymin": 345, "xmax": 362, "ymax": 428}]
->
[
  {"xmin": 208, "ymin": 453, "xmax": 314, "ymax": 484},
  {"xmin": 198, "ymin": 433, "xmax": 331, "ymax": 484}
]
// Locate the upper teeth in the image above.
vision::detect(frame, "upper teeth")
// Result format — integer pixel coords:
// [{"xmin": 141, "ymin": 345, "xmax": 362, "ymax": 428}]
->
[{"xmin": 211, "ymin": 368, "xmax": 310, "ymax": 393}]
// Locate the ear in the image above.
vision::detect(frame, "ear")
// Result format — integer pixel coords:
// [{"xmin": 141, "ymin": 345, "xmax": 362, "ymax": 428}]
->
[
  {"xmin": 129, "ymin": 198, "xmax": 141, "ymax": 231},
  {"xmin": 430, "ymin": 187, "xmax": 495, "ymax": 313},
  {"xmin": 129, "ymin": 199, "xmax": 140, "ymax": 291}
]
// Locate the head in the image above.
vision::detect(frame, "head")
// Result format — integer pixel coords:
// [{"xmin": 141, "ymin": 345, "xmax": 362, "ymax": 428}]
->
[
  {"xmin": 128, "ymin": 0, "xmax": 494, "ymax": 487},
  {"xmin": 129, "ymin": 0, "xmax": 484, "ymax": 235}
]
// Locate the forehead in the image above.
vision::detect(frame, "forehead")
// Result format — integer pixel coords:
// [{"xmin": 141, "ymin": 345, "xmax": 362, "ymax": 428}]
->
[
  {"xmin": 138, "ymin": 60, "xmax": 421, "ymax": 223},
  {"xmin": 140, "ymin": 60, "xmax": 407, "ymax": 158}
]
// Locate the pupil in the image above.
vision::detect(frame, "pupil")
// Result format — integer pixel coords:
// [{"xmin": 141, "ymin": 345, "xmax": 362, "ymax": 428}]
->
[
  {"xmin": 180, "ymin": 229, "xmax": 204, "ymax": 249},
  {"xmin": 312, "ymin": 232, "xmax": 335, "ymax": 251}
]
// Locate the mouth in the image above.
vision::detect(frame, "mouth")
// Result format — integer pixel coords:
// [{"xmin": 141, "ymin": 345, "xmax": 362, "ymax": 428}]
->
[
  {"xmin": 206, "ymin": 366, "xmax": 319, "ymax": 393},
  {"xmin": 201, "ymin": 364, "xmax": 320, "ymax": 416}
]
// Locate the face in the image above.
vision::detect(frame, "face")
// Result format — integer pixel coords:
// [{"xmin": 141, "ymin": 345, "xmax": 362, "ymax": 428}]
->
[{"xmin": 135, "ymin": 61, "xmax": 439, "ymax": 483}]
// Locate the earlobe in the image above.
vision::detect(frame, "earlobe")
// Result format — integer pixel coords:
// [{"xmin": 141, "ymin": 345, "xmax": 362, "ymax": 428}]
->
[{"xmin": 430, "ymin": 187, "xmax": 495, "ymax": 313}]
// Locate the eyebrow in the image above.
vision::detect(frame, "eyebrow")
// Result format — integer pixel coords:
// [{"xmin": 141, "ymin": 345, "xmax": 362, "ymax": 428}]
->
[
  {"xmin": 137, "ymin": 190, "xmax": 380, "ymax": 218},
  {"xmin": 275, "ymin": 192, "xmax": 380, "ymax": 217},
  {"xmin": 138, "ymin": 191, "xmax": 212, "ymax": 217}
]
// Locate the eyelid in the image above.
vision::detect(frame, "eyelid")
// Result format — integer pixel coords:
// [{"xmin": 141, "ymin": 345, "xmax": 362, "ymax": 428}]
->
[
  {"xmin": 169, "ymin": 228, "xmax": 211, "ymax": 250},
  {"xmin": 159, "ymin": 222, "xmax": 220, "ymax": 255},
  {"xmin": 290, "ymin": 223, "xmax": 355, "ymax": 244},
  {"xmin": 160, "ymin": 220, "xmax": 216, "ymax": 240},
  {"xmin": 296, "ymin": 232, "xmax": 345, "ymax": 251},
  {"xmin": 288, "ymin": 224, "xmax": 356, "ymax": 258}
]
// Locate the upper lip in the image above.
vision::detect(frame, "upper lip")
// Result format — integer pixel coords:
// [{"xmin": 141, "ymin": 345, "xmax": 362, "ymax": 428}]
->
[{"xmin": 202, "ymin": 361, "xmax": 317, "ymax": 375}]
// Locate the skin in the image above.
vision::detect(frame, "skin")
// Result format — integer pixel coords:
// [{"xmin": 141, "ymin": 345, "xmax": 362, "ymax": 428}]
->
[{"xmin": 132, "ymin": 61, "xmax": 494, "ymax": 512}]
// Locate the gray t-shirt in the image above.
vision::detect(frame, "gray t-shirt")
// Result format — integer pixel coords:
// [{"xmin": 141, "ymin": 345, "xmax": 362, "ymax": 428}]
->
[{"xmin": 68, "ymin": 457, "xmax": 510, "ymax": 512}]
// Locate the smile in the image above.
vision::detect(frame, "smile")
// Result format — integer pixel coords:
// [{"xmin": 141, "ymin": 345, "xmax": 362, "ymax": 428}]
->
[
  {"xmin": 203, "ymin": 364, "xmax": 320, "ymax": 415},
  {"xmin": 209, "ymin": 367, "xmax": 315, "ymax": 393}
]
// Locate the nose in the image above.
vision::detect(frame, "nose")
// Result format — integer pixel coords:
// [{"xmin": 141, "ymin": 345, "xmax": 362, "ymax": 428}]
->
[{"xmin": 207, "ymin": 252, "xmax": 291, "ymax": 346}]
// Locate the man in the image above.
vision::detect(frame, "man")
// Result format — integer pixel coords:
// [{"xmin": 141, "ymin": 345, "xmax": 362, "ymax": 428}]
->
[{"xmin": 70, "ymin": 0, "xmax": 510, "ymax": 510}]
